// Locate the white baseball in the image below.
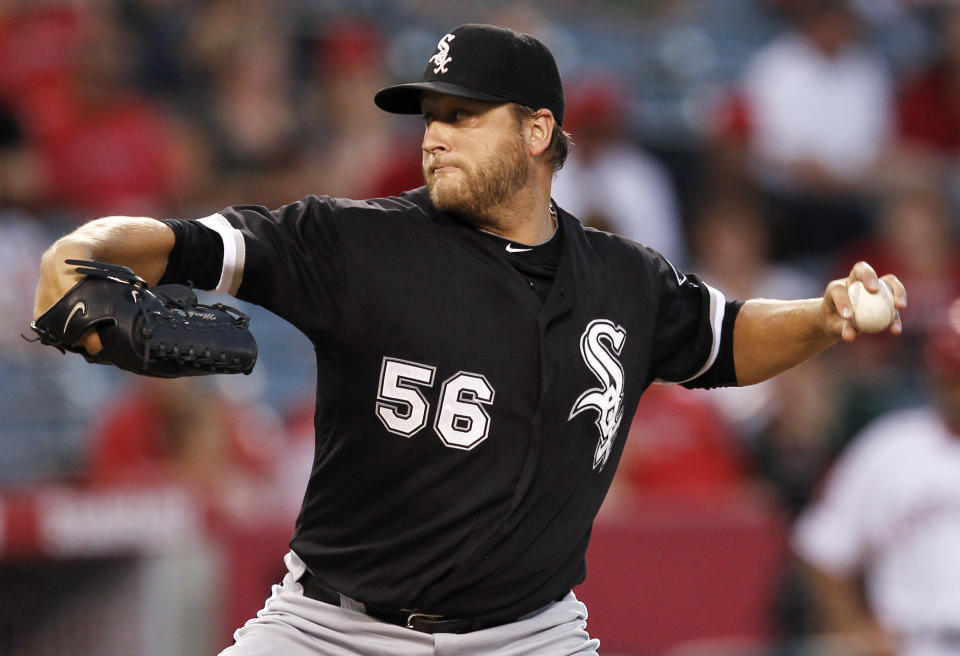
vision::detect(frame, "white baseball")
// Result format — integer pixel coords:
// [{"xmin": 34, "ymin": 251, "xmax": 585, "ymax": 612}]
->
[{"xmin": 848, "ymin": 280, "xmax": 896, "ymax": 333}]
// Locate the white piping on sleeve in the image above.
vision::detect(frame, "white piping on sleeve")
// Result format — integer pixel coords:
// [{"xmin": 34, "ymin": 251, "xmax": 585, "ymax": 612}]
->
[{"xmin": 197, "ymin": 213, "xmax": 245, "ymax": 295}]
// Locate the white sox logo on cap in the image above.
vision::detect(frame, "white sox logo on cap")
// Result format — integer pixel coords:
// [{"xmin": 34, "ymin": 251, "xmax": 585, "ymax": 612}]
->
[
  {"xmin": 374, "ymin": 24, "xmax": 565, "ymax": 125},
  {"xmin": 428, "ymin": 34, "xmax": 455, "ymax": 74}
]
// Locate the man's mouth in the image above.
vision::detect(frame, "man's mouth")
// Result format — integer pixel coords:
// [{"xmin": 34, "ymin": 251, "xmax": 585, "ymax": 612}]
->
[{"xmin": 427, "ymin": 157, "xmax": 462, "ymax": 173}]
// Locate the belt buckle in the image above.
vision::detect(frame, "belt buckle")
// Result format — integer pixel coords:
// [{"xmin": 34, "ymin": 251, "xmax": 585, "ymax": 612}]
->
[{"xmin": 406, "ymin": 611, "xmax": 444, "ymax": 631}]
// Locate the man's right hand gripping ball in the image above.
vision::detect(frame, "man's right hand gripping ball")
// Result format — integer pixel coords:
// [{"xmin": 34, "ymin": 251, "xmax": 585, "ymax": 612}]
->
[{"xmin": 30, "ymin": 260, "xmax": 257, "ymax": 378}]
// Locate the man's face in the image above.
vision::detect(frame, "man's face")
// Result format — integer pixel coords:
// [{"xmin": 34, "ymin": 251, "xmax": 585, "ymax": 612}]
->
[{"xmin": 420, "ymin": 92, "xmax": 529, "ymax": 219}]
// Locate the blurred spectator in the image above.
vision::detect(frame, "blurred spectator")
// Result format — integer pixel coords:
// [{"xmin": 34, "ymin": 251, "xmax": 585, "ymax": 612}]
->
[
  {"xmin": 751, "ymin": 355, "xmax": 847, "ymax": 520},
  {"xmin": 603, "ymin": 384, "xmax": 747, "ymax": 514},
  {"xmin": 736, "ymin": 0, "xmax": 894, "ymax": 261},
  {"xmin": 30, "ymin": 11, "xmax": 196, "ymax": 219},
  {"xmin": 0, "ymin": 2, "xmax": 86, "ymax": 132},
  {"xmin": 683, "ymin": 219, "xmax": 847, "ymax": 645},
  {"xmin": 87, "ymin": 377, "xmax": 289, "ymax": 523},
  {"xmin": 837, "ymin": 182, "xmax": 960, "ymax": 359},
  {"xmin": 552, "ymin": 76, "xmax": 688, "ymax": 265},
  {"xmin": 0, "ymin": 209, "xmax": 50, "ymax": 352},
  {"xmin": 890, "ymin": 3, "xmax": 960, "ymax": 217},
  {"xmin": 793, "ymin": 302, "xmax": 960, "ymax": 656},
  {"xmin": 302, "ymin": 17, "xmax": 420, "ymax": 199},
  {"xmin": 690, "ymin": 192, "xmax": 819, "ymax": 302},
  {"xmin": 183, "ymin": 0, "xmax": 303, "ymax": 209},
  {"xmin": 897, "ymin": 4, "xmax": 960, "ymax": 157},
  {"xmin": 750, "ymin": 354, "xmax": 850, "ymax": 645},
  {"xmin": 0, "ymin": 100, "xmax": 42, "ymax": 209},
  {"xmin": 115, "ymin": 0, "xmax": 197, "ymax": 96},
  {"xmin": 0, "ymin": 208, "xmax": 109, "ymax": 484},
  {"xmin": 198, "ymin": 36, "xmax": 302, "ymax": 208},
  {"xmin": 831, "ymin": 182, "xmax": 960, "ymax": 434},
  {"xmin": 688, "ymin": 192, "xmax": 820, "ymax": 438}
]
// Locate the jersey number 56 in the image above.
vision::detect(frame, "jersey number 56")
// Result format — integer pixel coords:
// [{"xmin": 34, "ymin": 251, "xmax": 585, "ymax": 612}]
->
[{"xmin": 375, "ymin": 357, "xmax": 496, "ymax": 451}]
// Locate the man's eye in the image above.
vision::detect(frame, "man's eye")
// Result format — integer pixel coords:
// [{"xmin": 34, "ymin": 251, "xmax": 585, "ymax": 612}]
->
[{"xmin": 454, "ymin": 110, "xmax": 472, "ymax": 121}]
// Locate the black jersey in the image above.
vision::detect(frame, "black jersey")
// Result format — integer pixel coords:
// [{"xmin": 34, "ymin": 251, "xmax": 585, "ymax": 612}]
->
[{"xmin": 161, "ymin": 186, "xmax": 742, "ymax": 622}]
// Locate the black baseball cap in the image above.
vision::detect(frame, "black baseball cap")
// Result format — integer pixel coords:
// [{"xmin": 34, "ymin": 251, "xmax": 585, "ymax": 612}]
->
[{"xmin": 374, "ymin": 24, "xmax": 565, "ymax": 125}]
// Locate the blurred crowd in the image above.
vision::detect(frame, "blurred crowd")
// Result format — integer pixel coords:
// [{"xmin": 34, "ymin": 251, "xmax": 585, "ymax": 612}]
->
[{"xmin": 3, "ymin": 0, "xmax": 960, "ymax": 652}]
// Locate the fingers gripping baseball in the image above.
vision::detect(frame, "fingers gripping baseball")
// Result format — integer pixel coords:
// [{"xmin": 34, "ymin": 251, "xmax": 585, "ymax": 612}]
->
[{"xmin": 822, "ymin": 261, "xmax": 907, "ymax": 342}]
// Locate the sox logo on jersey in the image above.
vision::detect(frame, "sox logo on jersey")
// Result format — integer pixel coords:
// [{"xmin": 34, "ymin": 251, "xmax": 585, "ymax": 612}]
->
[
  {"xmin": 429, "ymin": 34, "xmax": 456, "ymax": 74},
  {"xmin": 569, "ymin": 319, "xmax": 627, "ymax": 470}
]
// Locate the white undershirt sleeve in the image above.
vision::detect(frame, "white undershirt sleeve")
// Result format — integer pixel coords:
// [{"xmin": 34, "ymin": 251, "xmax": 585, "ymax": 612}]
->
[
  {"xmin": 198, "ymin": 213, "xmax": 246, "ymax": 295},
  {"xmin": 655, "ymin": 283, "xmax": 726, "ymax": 384}
]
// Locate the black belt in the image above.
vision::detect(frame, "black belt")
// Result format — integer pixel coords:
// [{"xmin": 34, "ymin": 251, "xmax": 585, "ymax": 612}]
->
[{"xmin": 298, "ymin": 571, "xmax": 513, "ymax": 634}]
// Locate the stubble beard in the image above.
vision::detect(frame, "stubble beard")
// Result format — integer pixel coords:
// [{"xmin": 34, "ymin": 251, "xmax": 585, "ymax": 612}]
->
[{"xmin": 425, "ymin": 131, "xmax": 529, "ymax": 223}]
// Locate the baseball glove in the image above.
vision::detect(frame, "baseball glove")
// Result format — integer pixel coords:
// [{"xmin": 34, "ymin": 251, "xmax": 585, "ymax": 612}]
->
[{"xmin": 30, "ymin": 259, "xmax": 257, "ymax": 377}]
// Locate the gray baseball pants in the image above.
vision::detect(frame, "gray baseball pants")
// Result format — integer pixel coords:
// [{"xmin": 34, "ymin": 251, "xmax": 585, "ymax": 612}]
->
[{"xmin": 218, "ymin": 551, "xmax": 600, "ymax": 656}]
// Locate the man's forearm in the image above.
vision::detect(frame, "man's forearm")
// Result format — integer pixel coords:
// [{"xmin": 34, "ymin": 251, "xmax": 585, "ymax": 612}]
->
[
  {"xmin": 733, "ymin": 298, "xmax": 838, "ymax": 386},
  {"xmin": 732, "ymin": 262, "xmax": 907, "ymax": 386},
  {"xmin": 35, "ymin": 216, "xmax": 175, "ymax": 318},
  {"xmin": 733, "ymin": 262, "xmax": 907, "ymax": 385}
]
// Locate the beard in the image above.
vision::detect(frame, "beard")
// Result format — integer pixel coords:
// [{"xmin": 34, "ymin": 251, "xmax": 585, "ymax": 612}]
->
[{"xmin": 424, "ymin": 131, "xmax": 529, "ymax": 221}]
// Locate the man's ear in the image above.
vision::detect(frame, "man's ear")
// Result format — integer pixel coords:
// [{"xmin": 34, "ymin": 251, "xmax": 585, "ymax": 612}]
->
[{"xmin": 527, "ymin": 109, "xmax": 555, "ymax": 158}]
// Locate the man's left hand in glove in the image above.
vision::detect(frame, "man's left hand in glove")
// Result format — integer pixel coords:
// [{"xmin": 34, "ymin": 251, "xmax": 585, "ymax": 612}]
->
[{"xmin": 30, "ymin": 259, "xmax": 257, "ymax": 377}]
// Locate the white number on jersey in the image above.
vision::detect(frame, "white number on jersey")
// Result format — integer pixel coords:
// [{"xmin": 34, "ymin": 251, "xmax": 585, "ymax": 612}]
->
[
  {"xmin": 435, "ymin": 372, "xmax": 495, "ymax": 450},
  {"xmin": 376, "ymin": 357, "xmax": 495, "ymax": 450},
  {"xmin": 375, "ymin": 358, "xmax": 436, "ymax": 437}
]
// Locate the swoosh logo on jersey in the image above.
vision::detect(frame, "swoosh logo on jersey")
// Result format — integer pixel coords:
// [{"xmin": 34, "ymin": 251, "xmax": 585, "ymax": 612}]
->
[
  {"xmin": 505, "ymin": 244, "xmax": 532, "ymax": 253},
  {"xmin": 63, "ymin": 301, "xmax": 86, "ymax": 334}
]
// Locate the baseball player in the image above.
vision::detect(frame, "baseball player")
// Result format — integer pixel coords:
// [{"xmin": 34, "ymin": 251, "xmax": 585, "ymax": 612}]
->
[
  {"xmin": 33, "ymin": 24, "xmax": 906, "ymax": 656},
  {"xmin": 793, "ymin": 303, "xmax": 960, "ymax": 656}
]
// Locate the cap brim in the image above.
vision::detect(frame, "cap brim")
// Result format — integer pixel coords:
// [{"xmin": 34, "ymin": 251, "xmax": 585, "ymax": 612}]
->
[{"xmin": 374, "ymin": 81, "xmax": 511, "ymax": 115}]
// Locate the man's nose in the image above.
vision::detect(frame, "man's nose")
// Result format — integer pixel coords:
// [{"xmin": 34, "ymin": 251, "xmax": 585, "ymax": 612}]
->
[{"xmin": 422, "ymin": 120, "xmax": 450, "ymax": 154}]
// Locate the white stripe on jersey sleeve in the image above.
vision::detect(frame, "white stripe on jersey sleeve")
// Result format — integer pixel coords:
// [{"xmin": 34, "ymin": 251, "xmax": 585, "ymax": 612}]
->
[
  {"xmin": 197, "ymin": 213, "xmax": 245, "ymax": 295},
  {"xmin": 656, "ymin": 283, "xmax": 727, "ymax": 385}
]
